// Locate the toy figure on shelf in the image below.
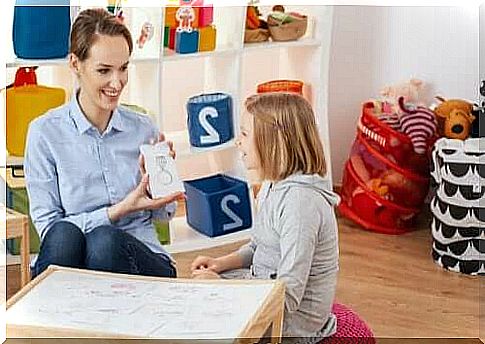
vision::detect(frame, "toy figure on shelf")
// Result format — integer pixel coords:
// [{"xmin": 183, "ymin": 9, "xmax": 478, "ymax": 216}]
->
[
  {"xmin": 176, "ymin": 6, "xmax": 196, "ymax": 33},
  {"xmin": 136, "ymin": 21, "xmax": 154, "ymax": 49}
]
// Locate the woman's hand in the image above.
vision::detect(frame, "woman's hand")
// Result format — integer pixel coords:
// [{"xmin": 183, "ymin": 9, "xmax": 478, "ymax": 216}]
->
[
  {"xmin": 191, "ymin": 255, "xmax": 221, "ymax": 273},
  {"xmin": 192, "ymin": 268, "xmax": 221, "ymax": 280},
  {"xmin": 108, "ymin": 174, "xmax": 184, "ymax": 223},
  {"xmin": 139, "ymin": 132, "xmax": 176, "ymax": 175}
]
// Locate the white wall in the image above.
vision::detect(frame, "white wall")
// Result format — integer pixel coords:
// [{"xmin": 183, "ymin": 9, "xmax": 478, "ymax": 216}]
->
[{"xmin": 328, "ymin": 6, "xmax": 479, "ymax": 184}]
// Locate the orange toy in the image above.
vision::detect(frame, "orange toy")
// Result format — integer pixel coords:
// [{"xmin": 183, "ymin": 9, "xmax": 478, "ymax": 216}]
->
[
  {"xmin": 246, "ymin": 6, "xmax": 260, "ymax": 29},
  {"xmin": 434, "ymin": 96, "xmax": 475, "ymax": 140}
]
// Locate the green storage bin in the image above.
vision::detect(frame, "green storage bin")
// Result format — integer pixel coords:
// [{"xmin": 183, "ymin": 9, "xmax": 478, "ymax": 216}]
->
[{"xmin": 4, "ymin": 167, "xmax": 41, "ymax": 254}]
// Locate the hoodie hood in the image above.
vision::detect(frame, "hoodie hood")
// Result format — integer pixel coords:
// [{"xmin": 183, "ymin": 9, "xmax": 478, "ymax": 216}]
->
[{"xmin": 272, "ymin": 172, "xmax": 340, "ymax": 206}]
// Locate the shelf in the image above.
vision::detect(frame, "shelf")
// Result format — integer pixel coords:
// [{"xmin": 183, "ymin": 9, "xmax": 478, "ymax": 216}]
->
[
  {"xmin": 6, "ymin": 39, "xmax": 320, "ymax": 68},
  {"xmin": 162, "ymin": 47, "xmax": 240, "ymax": 61},
  {"xmin": 6, "ymin": 57, "xmax": 68, "ymax": 68},
  {"xmin": 242, "ymin": 38, "xmax": 322, "ymax": 52},
  {"xmin": 6, "ymin": 155, "xmax": 24, "ymax": 168},
  {"xmin": 6, "ymin": 56, "xmax": 161, "ymax": 68},
  {"xmin": 164, "ymin": 216, "xmax": 251, "ymax": 254},
  {"xmin": 165, "ymin": 130, "xmax": 238, "ymax": 158}
]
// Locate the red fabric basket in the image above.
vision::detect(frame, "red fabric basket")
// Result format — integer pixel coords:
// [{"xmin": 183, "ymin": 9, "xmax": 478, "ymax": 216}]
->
[{"xmin": 338, "ymin": 102, "xmax": 434, "ymax": 234}]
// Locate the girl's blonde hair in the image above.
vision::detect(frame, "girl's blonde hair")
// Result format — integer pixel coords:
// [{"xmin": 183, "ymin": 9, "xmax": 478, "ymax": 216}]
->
[{"xmin": 245, "ymin": 92, "xmax": 327, "ymax": 181}]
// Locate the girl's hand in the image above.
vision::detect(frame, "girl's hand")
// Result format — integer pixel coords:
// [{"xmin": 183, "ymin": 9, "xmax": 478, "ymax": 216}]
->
[
  {"xmin": 191, "ymin": 255, "xmax": 221, "ymax": 273},
  {"xmin": 192, "ymin": 268, "xmax": 221, "ymax": 280},
  {"xmin": 108, "ymin": 174, "xmax": 184, "ymax": 222}
]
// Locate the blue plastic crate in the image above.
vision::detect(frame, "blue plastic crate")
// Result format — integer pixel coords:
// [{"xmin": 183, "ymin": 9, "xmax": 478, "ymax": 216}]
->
[
  {"xmin": 187, "ymin": 93, "xmax": 234, "ymax": 149},
  {"xmin": 184, "ymin": 174, "xmax": 252, "ymax": 237},
  {"xmin": 13, "ymin": 0, "xmax": 70, "ymax": 59}
]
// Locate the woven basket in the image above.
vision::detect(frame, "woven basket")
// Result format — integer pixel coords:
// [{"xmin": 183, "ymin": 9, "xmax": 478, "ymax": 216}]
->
[
  {"xmin": 268, "ymin": 15, "xmax": 307, "ymax": 42},
  {"xmin": 244, "ymin": 28, "xmax": 270, "ymax": 43},
  {"xmin": 257, "ymin": 80, "xmax": 303, "ymax": 94}
]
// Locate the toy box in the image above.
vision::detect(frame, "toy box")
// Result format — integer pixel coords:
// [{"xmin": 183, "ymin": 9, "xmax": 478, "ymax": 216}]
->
[
  {"xmin": 184, "ymin": 174, "xmax": 252, "ymax": 237},
  {"xmin": 187, "ymin": 93, "xmax": 234, "ymax": 148}
]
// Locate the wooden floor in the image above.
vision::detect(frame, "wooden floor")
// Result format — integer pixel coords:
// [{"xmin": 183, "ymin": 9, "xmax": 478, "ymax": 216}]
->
[{"xmin": 5, "ymin": 212, "xmax": 482, "ymax": 340}]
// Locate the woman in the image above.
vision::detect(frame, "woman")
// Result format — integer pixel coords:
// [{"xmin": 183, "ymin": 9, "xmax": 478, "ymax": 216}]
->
[{"xmin": 25, "ymin": 8, "xmax": 184, "ymax": 279}]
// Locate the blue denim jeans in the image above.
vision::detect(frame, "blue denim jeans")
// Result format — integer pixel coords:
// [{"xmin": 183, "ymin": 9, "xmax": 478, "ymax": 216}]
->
[{"xmin": 32, "ymin": 221, "xmax": 176, "ymax": 279}]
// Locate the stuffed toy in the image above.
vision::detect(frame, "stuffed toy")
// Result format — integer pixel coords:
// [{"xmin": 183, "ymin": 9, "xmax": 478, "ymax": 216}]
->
[
  {"xmin": 397, "ymin": 96, "xmax": 437, "ymax": 154},
  {"xmin": 434, "ymin": 96, "xmax": 475, "ymax": 140},
  {"xmin": 374, "ymin": 78, "xmax": 431, "ymax": 131},
  {"xmin": 380, "ymin": 78, "xmax": 431, "ymax": 110},
  {"xmin": 349, "ymin": 155, "xmax": 390, "ymax": 198}
]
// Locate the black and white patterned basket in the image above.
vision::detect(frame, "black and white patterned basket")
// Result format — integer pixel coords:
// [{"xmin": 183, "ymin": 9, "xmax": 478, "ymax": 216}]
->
[{"xmin": 430, "ymin": 137, "xmax": 485, "ymax": 275}]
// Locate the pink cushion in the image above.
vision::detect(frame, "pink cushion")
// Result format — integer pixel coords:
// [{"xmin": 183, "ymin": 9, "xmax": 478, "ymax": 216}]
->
[{"xmin": 320, "ymin": 303, "xmax": 375, "ymax": 344}]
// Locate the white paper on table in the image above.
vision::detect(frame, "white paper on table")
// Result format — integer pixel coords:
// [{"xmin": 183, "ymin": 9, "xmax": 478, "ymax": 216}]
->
[
  {"xmin": 6, "ymin": 270, "xmax": 275, "ymax": 339},
  {"xmin": 140, "ymin": 142, "xmax": 185, "ymax": 198}
]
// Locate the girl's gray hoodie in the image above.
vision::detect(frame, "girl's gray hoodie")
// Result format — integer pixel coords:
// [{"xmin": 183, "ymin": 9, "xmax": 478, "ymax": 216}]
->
[{"xmin": 236, "ymin": 172, "xmax": 340, "ymax": 341}]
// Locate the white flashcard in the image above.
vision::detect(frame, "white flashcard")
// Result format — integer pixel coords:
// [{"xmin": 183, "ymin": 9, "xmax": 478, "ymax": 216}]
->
[{"xmin": 140, "ymin": 142, "xmax": 185, "ymax": 198}]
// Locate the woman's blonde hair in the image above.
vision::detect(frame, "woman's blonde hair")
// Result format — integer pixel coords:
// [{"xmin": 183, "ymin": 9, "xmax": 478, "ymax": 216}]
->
[{"xmin": 245, "ymin": 92, "xmax": 327, "ymax": 181}]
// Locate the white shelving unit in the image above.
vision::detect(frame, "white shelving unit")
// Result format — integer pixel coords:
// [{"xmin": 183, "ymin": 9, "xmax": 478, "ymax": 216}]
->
[{"xmin": 4, "ymin": 4, "xmax": 334, "ymax": 253}]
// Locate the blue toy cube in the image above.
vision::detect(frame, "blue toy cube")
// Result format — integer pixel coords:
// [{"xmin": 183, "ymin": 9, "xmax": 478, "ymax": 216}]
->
[
  {"xmin": 175, "ymin": 30, "xmax": 199, "ymax": 54},
  {"xmin": 184, "ymin": 174, "xmax": 252, "ymax": 237},
  {"xmin": 187, "ymin": 93, "xmax": 234, "ymax": 148}
]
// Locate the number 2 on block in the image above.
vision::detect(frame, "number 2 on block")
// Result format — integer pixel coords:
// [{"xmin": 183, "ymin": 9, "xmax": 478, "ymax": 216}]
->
[
  {"xmin": 221, "ymin": 194, "xmax": 243, "ymax": 231},
  {"xmin": 199, "ymin": 106, "xmax": 220, "ymax": 144}
]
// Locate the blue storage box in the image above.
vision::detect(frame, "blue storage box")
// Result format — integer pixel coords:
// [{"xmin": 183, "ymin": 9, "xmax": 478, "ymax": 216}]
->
[
  {"xmin": 184, "ymin": 174, "xmax": 252, "ymax": 237},
  {"xmin": 13, "ymin": 0, "xmax": 71, "ymax": 59},
  {"xmin": 187, "ymin": 93, "xmax": 234, "ymax": 148},
  {"xmin": 175, "ymin": 30, "xmax": 199, "ymax": 54}
]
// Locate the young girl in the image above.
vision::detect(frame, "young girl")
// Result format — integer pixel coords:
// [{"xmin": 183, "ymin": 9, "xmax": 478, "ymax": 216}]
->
[{"xmin": 191, "ymin": 93, "xmax": 340, "ymax": 343}]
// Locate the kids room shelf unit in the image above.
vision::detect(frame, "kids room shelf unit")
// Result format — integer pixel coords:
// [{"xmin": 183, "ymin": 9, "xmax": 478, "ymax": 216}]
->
[{"xmin": 4, "ymin": 4, "xmax": 334, "ymax": 253}]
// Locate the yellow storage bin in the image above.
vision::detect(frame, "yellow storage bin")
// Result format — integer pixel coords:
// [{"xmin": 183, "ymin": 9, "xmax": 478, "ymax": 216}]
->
[
  {"xmin": 198, "ymin": 25, "xmax": 216, "ymax": 52},
  {"xmin": 7, "ymin": 83, "xmax": 65, "ymax": 156}
]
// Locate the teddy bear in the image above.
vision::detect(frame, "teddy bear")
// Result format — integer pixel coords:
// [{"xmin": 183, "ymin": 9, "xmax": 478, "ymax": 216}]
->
[{"xmin": 434, "ymin": 96, "xmax": 475, "ymax": 140}]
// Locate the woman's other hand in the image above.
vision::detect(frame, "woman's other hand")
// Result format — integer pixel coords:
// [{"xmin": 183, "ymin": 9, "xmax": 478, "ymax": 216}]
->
[{"xmin": 108, "ymin": 174, "xmax": 184, "ymax": 222}]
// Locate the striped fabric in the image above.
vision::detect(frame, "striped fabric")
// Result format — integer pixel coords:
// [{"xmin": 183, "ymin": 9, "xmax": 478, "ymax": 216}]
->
[
  {"xmin": 398, "ymin": 97, "xmax": 437, "ymax": 154},
  {"xmin": 377, "ymin": 112, "xmax": 401, "ymax": 131}
]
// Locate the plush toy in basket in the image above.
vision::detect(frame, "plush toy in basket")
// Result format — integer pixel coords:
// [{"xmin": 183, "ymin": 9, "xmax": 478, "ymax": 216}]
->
[
  {"xmin": 267, "ymin": 6, "xmax": 307, "ymax": 42},
  {"xmin": 244, "ymin": 5, "xmax": 269, "ymax": 43}
]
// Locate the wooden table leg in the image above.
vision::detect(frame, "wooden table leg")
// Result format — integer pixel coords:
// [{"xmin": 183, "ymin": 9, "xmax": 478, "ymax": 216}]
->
[
  {"xmin": 270, "ymin": 300, "xmax": 284, "ymax": 344},
  {"xmin": 20, "ymin": 217, "xmax": 30, "ymax": 287}
]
